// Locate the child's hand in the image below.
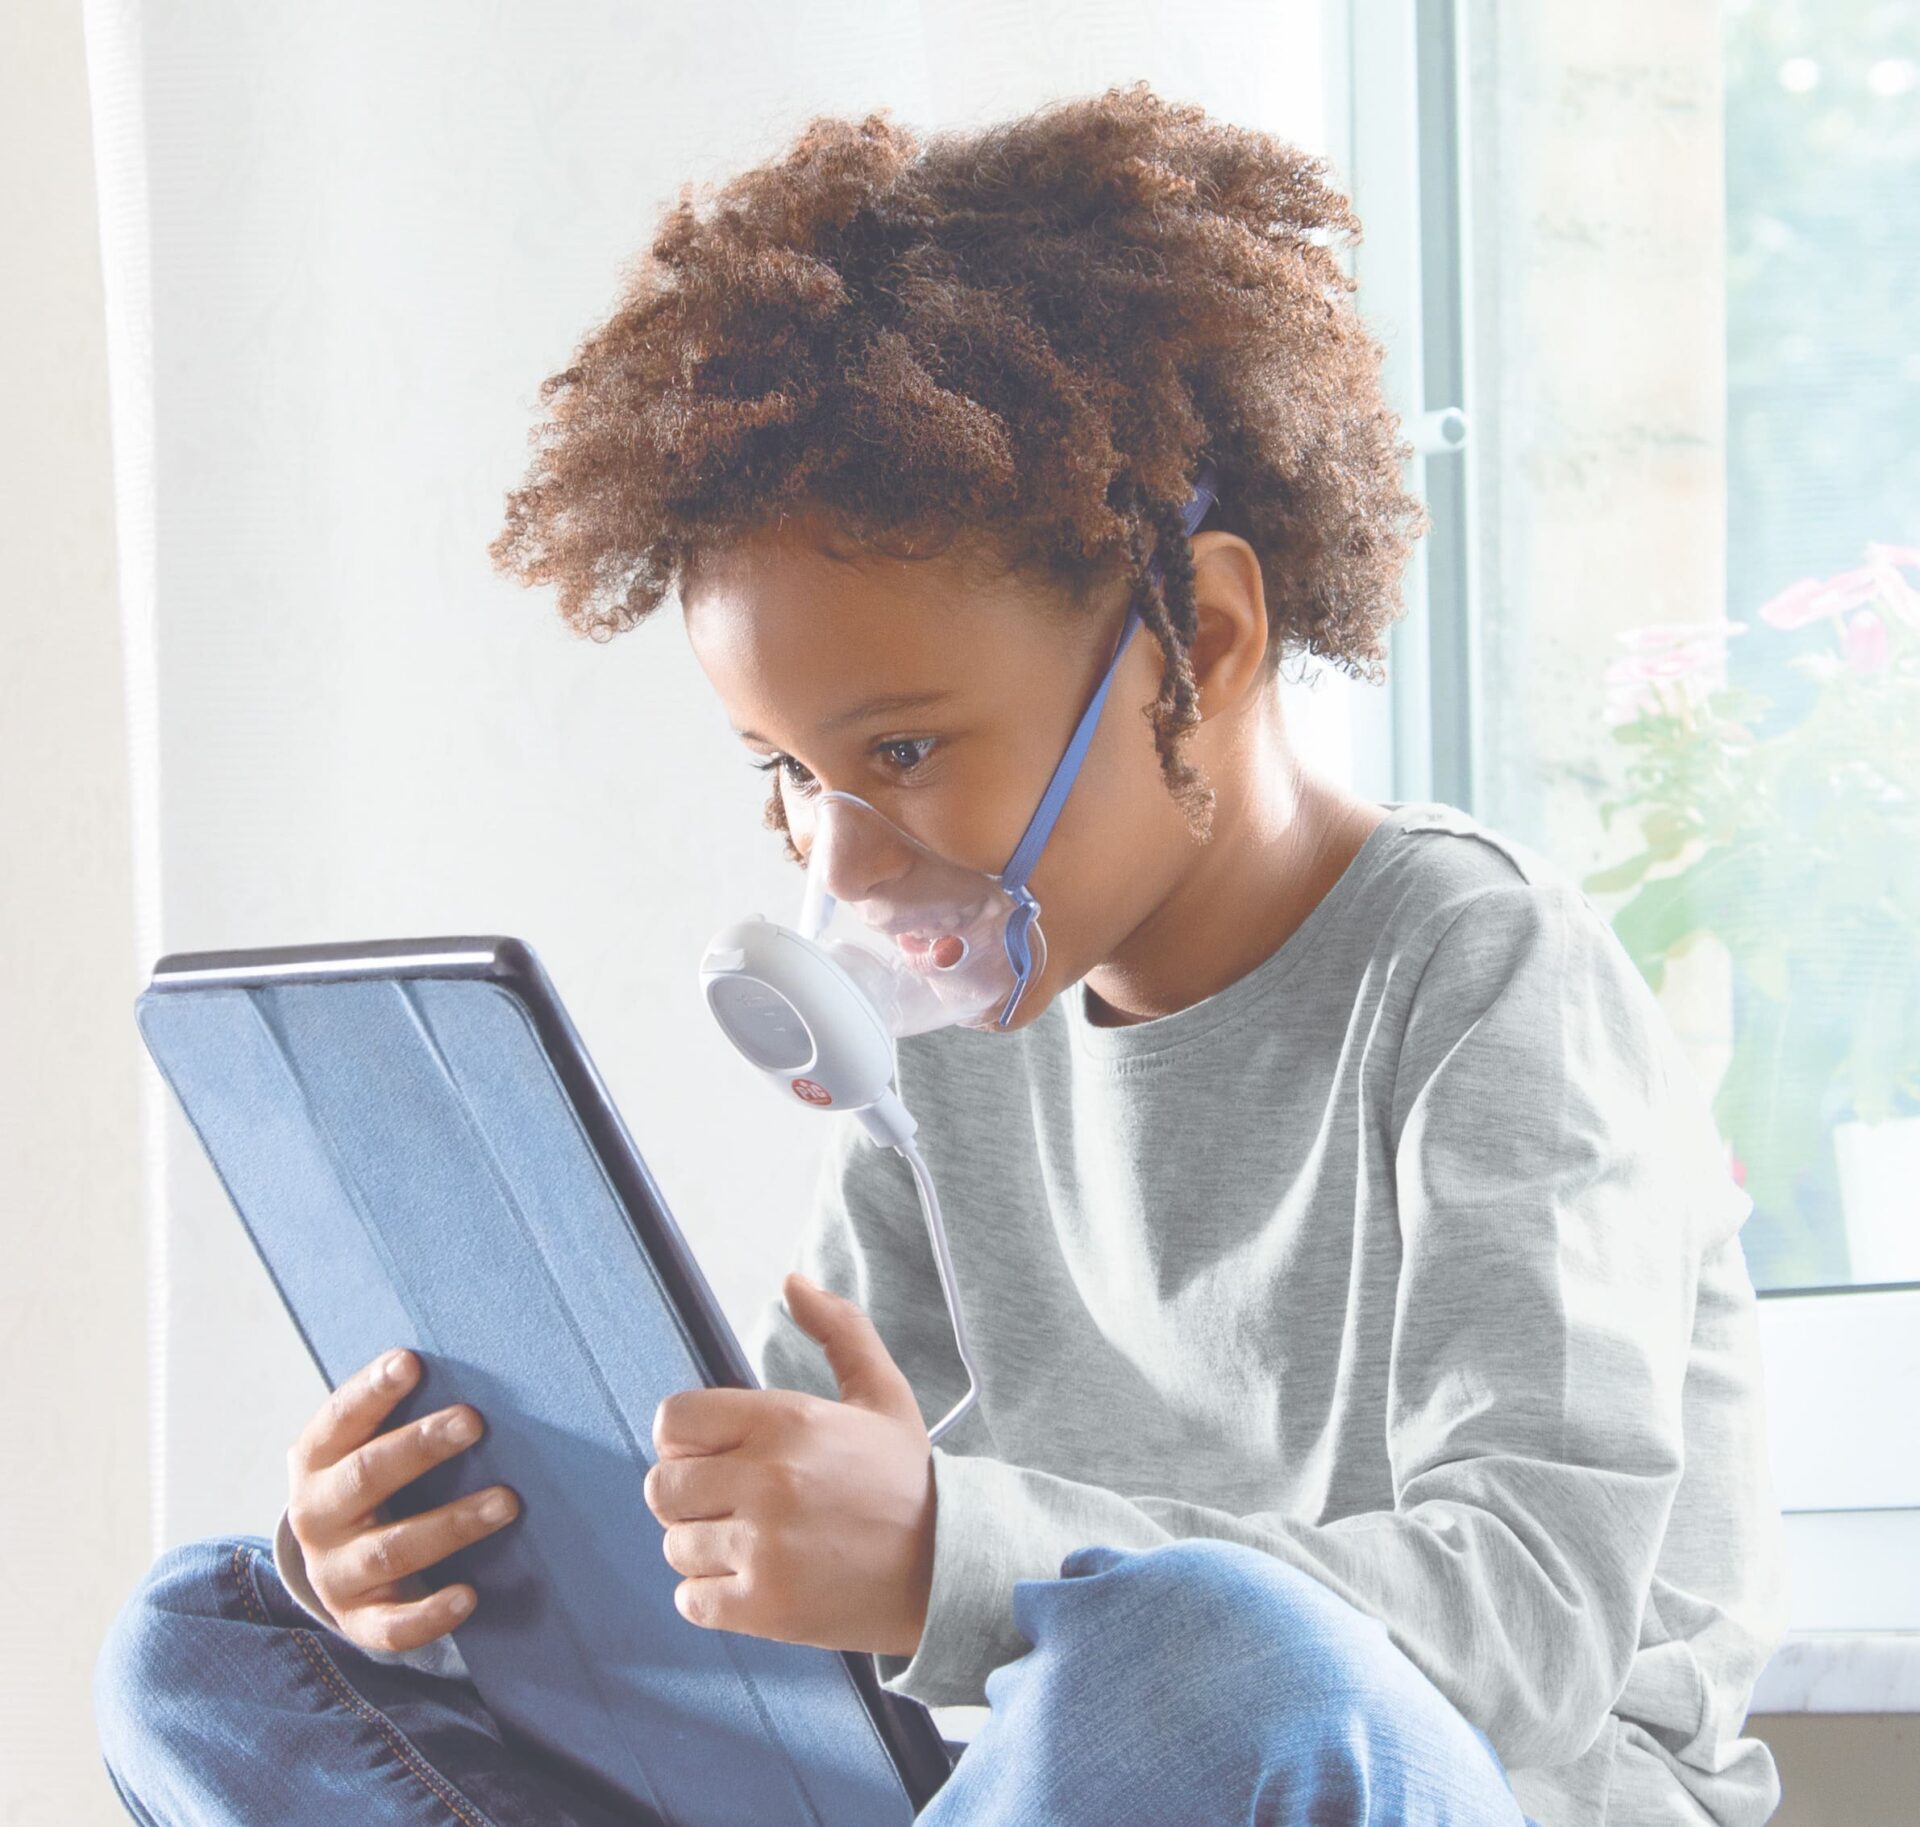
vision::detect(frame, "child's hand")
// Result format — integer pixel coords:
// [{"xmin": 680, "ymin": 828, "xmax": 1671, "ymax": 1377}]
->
[
  {"xmin": 284, "ymin": 1349, "xmax": 522, "ymax": 1656},
  {"xmin": 645, "ymin": 1273, "xmax": 936, "ymax": 1659}
]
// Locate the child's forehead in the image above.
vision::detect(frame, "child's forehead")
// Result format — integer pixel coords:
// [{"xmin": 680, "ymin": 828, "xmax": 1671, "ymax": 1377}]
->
[
  {"xmin": 681, "ymin": 518, "xmax": 1092, "ymax": 660},
  {"xmin": 680, "ymin": 519, "xmax": 1117, "ymax": 736}
]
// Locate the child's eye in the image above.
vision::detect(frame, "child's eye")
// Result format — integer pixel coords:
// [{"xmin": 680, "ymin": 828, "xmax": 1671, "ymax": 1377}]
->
[
  {"xmin": 749, "ymin": 737, "xmax": 937, "ymax": 796},
  {"xmin": 749, "ymin": 753, "xmax": 819, "ymax": 795},
  {"xmin": 877, "ymin": 737, "xmax": 937, "ymax": 774}
]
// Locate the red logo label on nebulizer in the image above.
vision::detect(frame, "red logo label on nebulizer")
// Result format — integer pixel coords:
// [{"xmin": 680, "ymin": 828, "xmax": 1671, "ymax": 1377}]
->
[{"xmin": 790, "ymin": 1077, "xmax": 834, "ymax": 1106}]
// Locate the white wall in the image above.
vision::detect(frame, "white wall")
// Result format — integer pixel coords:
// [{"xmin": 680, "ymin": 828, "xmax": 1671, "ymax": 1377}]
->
[
  {"xmin": 81, "ymin": 0, "xmax": 1344, "ymax": 1559},
  {"xmin": 2, "ymin": 4, "xmax": 147, "ymax": 1822}
]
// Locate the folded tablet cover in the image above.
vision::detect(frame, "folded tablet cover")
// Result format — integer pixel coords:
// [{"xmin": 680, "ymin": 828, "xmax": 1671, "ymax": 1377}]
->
[{"xmin": 134, "ymin": 938, "xmax": 947, "ymax": 1826}]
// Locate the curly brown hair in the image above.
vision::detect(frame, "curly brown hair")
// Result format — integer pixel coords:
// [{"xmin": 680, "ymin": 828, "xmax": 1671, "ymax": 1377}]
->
[{"xmin": 489, "ymin": 80, "xmax": 1427, "ymax": 854}]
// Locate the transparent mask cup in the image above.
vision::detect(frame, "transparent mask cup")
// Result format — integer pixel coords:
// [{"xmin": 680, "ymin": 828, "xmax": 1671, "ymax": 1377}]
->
[{"xmin": 793, "ymin": 790, "xmax": 1048, "ymax": 1040}]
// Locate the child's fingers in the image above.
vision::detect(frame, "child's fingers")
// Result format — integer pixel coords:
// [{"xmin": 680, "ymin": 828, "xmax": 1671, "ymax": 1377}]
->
[
  {"xmin": 343, "ymin": 1581, "xmax": 479, "ymax": 1658},
  {"xmin": 290, "ymin": 1348, "xmax": 420, "ymax": 1479},
  {"xmin": 327, "ymin": 1483, "xmax": 522, "ymax": 1605},
  {"xmin": 306, "ymin": 1401, "xmax": 487, "ymax": 1542}
]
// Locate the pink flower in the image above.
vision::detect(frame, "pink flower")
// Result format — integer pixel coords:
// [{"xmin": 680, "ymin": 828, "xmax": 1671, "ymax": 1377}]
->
[
  {"xmin": 1601, "ymin": 623, "xmax": 1751, "ymax": 726},
  {"xmin": 1757, "ymin": 568, "xmax": 1880, "ymax": 629},
  {"xmin": 1754, "ymin": 579, "xmax": 1825, "ymax": 628},
  {"xmin": 1605, "ymin": 651, "xmax": 1698, "ymax": 684},
  {"xmin": 1615, "ymin": 619, "xmax": 1749, "ymax": 655},
  {"xmin": 1604, "ymin": 664, "xmax": 1689, "ymax": 726},
  {"xmin": 1605, "ymin": 623, "xmax": 1740, "ymax": 699},
  {"xmin": 1867, "ymin": 553, "xmax": 1920, "ymax": 631},
  {"xmin": 1842, "ymin": 607, "xmax": 1890, "ymax": 674},
  {"xmin": 1601, "ymin": 666, "xmax": 1664, "ymax": 725}
]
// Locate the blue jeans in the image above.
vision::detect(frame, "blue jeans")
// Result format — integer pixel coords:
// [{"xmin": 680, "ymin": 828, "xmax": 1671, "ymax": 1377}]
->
[{"xmin": 95, "ymin": 1531, "xmax": 1539, "ymax": 1825}]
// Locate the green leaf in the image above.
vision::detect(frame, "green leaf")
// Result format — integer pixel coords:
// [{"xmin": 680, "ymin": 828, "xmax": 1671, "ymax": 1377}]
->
[
  {"xmin": 1583, "ymin": 850, "xmax": 1657, "ymax": 895},
  {"xmin": 1610, "ymin": 861, "xmax": 1715, "ymax": 968},
  {"xmin": 1740, "ymin": 936, "xmax": 1793, "ymax": 1003},
  {"xmin": 1841, "ymin": 941, "xmax": 1920, "ymax": 1123},
  {"xmin": 1714, "ymin": 995, "xmax": 1838, "ymax": 1228},
  {"xmin": 1643, "ymin": 809, "xmax": 1696, "ymax": 857}
]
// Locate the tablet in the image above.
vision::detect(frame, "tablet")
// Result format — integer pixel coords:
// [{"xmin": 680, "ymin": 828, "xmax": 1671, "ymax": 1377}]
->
[{"xmin": 134, "ymin": 934, "xmax": 954, "ymax": 1825}]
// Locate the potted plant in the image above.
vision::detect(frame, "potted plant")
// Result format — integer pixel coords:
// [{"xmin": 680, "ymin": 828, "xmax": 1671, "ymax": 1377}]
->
[{"xmin": 1582, "ymin": 541, "xmax": 1920, "ymax": 1285}]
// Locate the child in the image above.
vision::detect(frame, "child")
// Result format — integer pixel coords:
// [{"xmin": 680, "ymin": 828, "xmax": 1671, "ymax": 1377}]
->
[{"xmin": 96, "ymin": 82, "xmax": 1789, "ymax": 1827}]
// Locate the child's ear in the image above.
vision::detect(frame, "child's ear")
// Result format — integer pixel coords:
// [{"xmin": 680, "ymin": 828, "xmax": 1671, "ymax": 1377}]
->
[{"xmin": 1185, "ymin": 532, "xmax": 1272, "ymax": 721}]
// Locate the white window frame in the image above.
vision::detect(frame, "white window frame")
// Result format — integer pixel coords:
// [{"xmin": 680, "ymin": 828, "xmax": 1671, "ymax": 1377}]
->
[{"xmin": 1331, "ymin": 0, "xmax": 1920, "ymax": 1706}]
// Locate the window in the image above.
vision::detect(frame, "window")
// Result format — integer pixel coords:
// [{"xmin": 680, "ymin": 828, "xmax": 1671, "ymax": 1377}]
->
[
  {"xmin": 1333, "ymin": 0, "xmax": 1920, "ymax": 1644},
  {"xmin": 1720, "ymin": 0, "xmax": 1920, "ymax": 1293}
]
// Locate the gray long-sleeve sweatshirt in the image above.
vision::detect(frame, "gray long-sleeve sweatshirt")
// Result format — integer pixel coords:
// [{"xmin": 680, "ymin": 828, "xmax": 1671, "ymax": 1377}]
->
[{"xmin": 274, "ymin": 797, "xmax": 1791, "ymax": 1827}]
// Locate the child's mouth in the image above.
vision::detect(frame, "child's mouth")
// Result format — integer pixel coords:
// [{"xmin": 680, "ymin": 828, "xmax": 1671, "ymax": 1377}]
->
[{"xmin": 894, "ymin": 930, "xmax": 970, "ymax": 971}]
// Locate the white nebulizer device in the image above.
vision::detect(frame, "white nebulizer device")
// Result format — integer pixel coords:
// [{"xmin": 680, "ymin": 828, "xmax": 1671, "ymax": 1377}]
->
[{"xmin": 699, "ymin": 465, "xmax": 1219, "ymax": 1444}]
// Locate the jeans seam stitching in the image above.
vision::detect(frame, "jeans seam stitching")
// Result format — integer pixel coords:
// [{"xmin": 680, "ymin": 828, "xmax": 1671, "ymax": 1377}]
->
[{"xmin": 229, "ymin": 1542, "xmax": 501, "ymax": 1827}]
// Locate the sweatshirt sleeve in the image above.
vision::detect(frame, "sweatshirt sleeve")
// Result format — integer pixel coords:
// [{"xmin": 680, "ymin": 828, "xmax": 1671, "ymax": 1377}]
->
[
  {"xmin": 745, "ymin": 1108, "xmax": 972, "ymax": 1419},
  {"xmin": 271, "ymin": 1505, "xmax": 475, "ymax": 1683},
  {"xmin": 863, "ymin": 883, "xmax": 1739, "ymax": 1774}
]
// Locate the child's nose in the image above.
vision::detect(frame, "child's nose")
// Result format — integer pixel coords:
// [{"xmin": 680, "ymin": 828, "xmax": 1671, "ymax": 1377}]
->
[{"xmin": 813, "ymin": 814, "xmax": 920, "ymax": 908}]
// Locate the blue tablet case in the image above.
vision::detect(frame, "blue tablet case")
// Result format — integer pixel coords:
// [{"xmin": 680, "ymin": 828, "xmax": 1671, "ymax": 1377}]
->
[{"xmin": 134, "ymin": 936, "xmax": 952, "ymax": 1826}]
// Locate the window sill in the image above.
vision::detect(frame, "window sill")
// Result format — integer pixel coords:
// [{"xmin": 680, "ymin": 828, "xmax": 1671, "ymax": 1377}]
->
[{"xmin": 1750, "ymin": 1632, "xmax": 1920, "ymax": 1713}]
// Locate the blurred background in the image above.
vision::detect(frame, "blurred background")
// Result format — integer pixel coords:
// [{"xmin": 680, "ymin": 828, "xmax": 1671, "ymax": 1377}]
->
[{"xmin": 4, "ymin": 0, "xmax": 1916, "ymax": 1817}]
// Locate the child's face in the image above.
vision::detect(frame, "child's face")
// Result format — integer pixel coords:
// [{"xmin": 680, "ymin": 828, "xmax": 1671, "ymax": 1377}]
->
[{"xmin": 681, "ymin": 513, "xmax": 1214, "ymax": 1031}]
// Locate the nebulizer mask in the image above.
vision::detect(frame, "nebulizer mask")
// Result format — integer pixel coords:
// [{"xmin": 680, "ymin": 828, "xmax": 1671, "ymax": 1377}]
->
[{"xmin": 700, "ymin": 465, "xmax": 1219, "ymax": 1443}]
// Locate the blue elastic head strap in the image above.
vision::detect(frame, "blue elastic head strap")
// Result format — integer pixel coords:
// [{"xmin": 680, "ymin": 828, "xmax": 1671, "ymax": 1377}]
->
[{"xmin": 990, "ymin": 461, "xmax": 1221, "ymax": 1027}]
